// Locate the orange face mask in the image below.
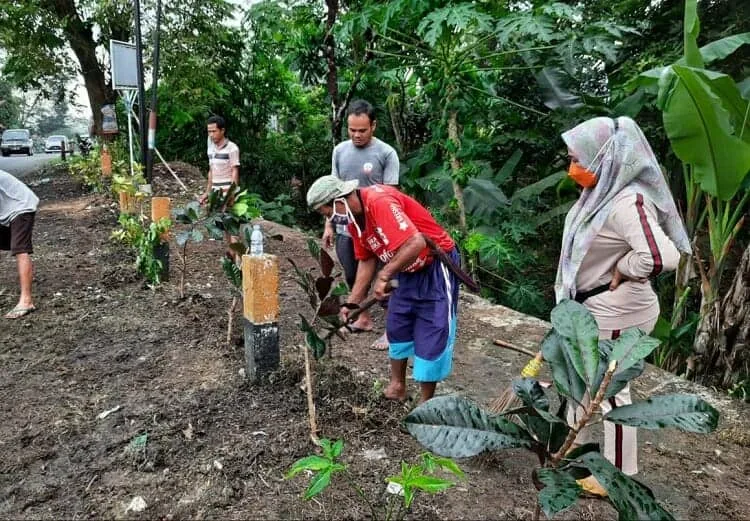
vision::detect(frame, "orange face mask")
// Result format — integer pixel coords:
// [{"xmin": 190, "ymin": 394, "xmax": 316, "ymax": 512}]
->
[{"xmin": 568, "ymin": 161, "xmax": 598, "ymax": 188}]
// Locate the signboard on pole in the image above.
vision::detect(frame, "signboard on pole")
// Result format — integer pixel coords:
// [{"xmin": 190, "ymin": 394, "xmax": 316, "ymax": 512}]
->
[{"xmin": 110, "ymin": 40, "xmax": 138, "ymax": 90}]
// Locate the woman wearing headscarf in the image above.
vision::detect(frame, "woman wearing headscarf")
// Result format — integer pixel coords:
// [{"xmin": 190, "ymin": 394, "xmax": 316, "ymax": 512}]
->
[{"xmin": 556, "ymin": 116, "xmax": 691, "ymax": 495}]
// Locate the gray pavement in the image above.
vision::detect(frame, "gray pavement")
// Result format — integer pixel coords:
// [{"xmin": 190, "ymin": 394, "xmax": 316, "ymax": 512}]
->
[{"xmin": 0, "ymin": 153, "xmax": 58, "ymax": 178}]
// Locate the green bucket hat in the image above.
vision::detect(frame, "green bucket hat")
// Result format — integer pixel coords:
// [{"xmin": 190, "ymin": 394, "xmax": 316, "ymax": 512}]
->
[{"xmin": 306, "ymin": 175, "xmax": 359, "ymax": 210}]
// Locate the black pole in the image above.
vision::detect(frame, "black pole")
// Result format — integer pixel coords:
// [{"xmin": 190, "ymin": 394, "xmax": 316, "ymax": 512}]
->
[
  {"xmin": 133, "ymin": 0, "xmax": 149, "ymax": 181},
  {"xmin": 146, "ymin": 0, "xmax": 161, "ymax": 184}
]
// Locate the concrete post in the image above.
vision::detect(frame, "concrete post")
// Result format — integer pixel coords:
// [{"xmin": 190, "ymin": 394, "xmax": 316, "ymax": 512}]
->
[
  {"xmin": 101, "ymin": 146, "xmax": 112, "ymax": 177},
  {"xmin": 151, "ymin": 196, "xmax": 170, "ymax": 281},
  {"xmin": 242, "ymin": 254, "xmax": 280, "ymax": 381}
]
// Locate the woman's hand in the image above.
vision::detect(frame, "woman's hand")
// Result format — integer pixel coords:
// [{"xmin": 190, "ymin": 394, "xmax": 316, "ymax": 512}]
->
[{"xmin": 609, "ymin": 266, "xmax": 646, "ymax": 291}]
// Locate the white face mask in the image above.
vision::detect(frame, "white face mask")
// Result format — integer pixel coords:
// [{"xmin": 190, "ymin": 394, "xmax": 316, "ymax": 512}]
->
[{"xmin": 330, "ymin": 197, "xmax": 362, "ymax": 237}]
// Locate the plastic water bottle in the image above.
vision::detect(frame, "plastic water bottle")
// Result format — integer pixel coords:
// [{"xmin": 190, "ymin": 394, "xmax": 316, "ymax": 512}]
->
[{"xmin": 250, "ymin": 224, "xmax": 263, "ymax": 256}]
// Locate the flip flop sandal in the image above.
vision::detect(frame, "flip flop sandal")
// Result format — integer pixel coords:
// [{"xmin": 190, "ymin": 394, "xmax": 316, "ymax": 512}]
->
[
  {"xmin": 370, "ymin": 334, "xmax": 389, "ymax": 351},
  {"xmin": 348, "ymin": 325, "xmax": 374, "ymax": 334},
  {"xmin": 4, "ymin": 305, "xmax": 37, "ymax": 319}
]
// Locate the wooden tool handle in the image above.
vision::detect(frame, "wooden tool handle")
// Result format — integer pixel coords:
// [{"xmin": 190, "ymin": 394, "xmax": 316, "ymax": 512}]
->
[
  {"xmin": 493, "ymin": 339, "xmax": 538, "ymax": 359},
  {"xmin": 344, "ymin": 279, "xmax": 399, "ymax": 325}
]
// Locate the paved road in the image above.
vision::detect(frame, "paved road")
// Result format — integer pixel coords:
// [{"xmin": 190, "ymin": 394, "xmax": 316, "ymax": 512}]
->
[{"xmin": 0, "ymin": 154, "xmax": 58, "ymax": 178}]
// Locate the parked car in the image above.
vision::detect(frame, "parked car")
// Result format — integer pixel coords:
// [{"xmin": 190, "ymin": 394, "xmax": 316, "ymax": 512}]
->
[
  {"xmin": 44, "ymin": 135, "xmax": 74, "ymax": 155},
  {"xmin": 1, "ymin": 129, "xmax": 34, "ymax": 157}
]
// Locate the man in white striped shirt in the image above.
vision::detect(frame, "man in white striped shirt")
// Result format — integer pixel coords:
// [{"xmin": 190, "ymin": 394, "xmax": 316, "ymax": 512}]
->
[
  {"xmin": 200, "ymin": 115, "xmax": 241, "ymax": 260},
  {"xmin": 200, "ymin": 115, "xmax": 240, "ymax": 204}
]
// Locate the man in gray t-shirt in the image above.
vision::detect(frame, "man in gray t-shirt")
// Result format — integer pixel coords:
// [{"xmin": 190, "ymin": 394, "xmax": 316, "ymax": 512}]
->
[
  {"xmin": 322, "ymin": 100, "xmax": 399, "ymax": 348},
  {"xmin": 0, "ymin": 169, "xmax": 39, "ymax": 318}
]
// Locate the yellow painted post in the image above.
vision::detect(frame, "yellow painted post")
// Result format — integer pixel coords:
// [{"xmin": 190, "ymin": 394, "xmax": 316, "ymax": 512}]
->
[
  {"xmin": 151, "ymin": 197, "xmax": 171, "ymax": 235},
  {"xmin": 101, "ymin": 146, "xmax": 112, "ymax": 177},
  {"xmin": 119, "ymin": 192, "xmax": 136, "ymax": 214},
  {"xmin": 242, "ymin": 254, "xmax": 280, "ymax": 381},
  {"xmin": 151, "ymin": 196, "xmax": 171, "ymax": 281}
]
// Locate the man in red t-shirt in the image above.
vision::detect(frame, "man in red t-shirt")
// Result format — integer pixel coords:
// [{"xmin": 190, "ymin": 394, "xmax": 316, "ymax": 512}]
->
[{"xmin": 307, "ymin": 175, "xmax": 459, "ymax": 403}]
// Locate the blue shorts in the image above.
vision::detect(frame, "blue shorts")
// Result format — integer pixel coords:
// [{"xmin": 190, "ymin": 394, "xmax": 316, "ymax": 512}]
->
[{"xmin": 386, "ymin": 248, "xmax": 460, "ymax": 382}]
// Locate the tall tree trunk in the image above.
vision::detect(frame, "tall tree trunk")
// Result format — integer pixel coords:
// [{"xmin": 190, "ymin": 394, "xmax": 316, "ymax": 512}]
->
[
  {"xmin": 447, "ymin": 110, "xmax": 467, "ymax": 231},
  {"xmin": 42, "ymin": 0, "xmax": 116, "ymax": 135}
]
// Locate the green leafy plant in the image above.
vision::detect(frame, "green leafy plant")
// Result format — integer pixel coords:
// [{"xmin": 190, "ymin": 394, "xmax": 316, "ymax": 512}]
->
[
  {"xmin": 287, "ymin": 438, "xmax": 463, "ymax": 520},
  {"xmin": 112, "ymin": 213, "xmax": 171, "ymax": 286},
  {"xmin": 67, "ymin": 147, "xmax": 104, "ymax": 192},
  {"xmin": 288, "ymin": 239, "xmax": 351, "ymax": 442},
  {"xmin": 173, "ymin": 185, "xmax": 263, "ymax": 299},
  {"xmin": 403, "ymin": 300, "xmax": 719, "ymax": 520},
  {"xmin": 111, "ymin": 163, "xmax": 147, "ymax": 198},
  {"xmin": 135, "ymin": 218, "xmax": 172, "ymax": 286}
]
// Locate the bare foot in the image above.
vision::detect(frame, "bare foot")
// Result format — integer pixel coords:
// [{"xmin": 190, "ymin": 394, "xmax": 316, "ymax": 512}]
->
[
  {"xmin": 384, "ymin": 382, "xmax": 407, "ymax": 401},
  {"xmin": 350, "ymin": 318, "xmax": 373, "ymax": 332}
]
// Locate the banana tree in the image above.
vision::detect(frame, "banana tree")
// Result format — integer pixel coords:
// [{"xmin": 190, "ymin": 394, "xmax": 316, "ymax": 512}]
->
[
  {"xmin": 404, "ymin": 300, "xmax": 719, "ymax": 520},
  {"xmin": 637, "ymin": 0, "xmax": 750, "ymax": 378}
]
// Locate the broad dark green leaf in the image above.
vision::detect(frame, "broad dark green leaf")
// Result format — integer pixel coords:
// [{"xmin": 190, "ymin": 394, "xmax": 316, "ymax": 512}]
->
[
  {"xmin": 511, "ymin": 171, "xmax": 566, "ymax": 203},
  {"xmin": 512, "ymin": 378, "xmax": 549, "ymax": 411},
  {"xmin": 536, "ymin": 468, "xmax": 581, "ymax": 517},
  {"xmin": 579, "ymin": 452, "xmax": 675, "ymax": 520},
  {"xmin": 697, "ymin": 32, "xmax": 750, "ymax": 64},
  {"xmin": 663, "ymin": 66, "xmax": 750, "ymax": 200},
  {"xmin": 464, "ymin": 178, "xmax": 509, "ymax": 221},
  {"xmin": 541, "ymin": 330, "xmax": 586, "ymax": 403},
  {"xmin": 610, "ymin": 328, "xmax": 662, "ymax": 372},
  {"xmin": 306, "ymin": 330, "xmax": 326, "ymax": 359},
  {"xmin": 682, "ymin": 0, "xmax": 703, "ymax": 68},
  {"xmin": 404, "ymin": 396, "xmax": 533, "ymax": 458},
  {"xmin": 298, "ymin": 314, "xmax": 314, "ymax": 334},
  {"xmin": 551, "ymin": 300, "xmax": 600, "ymax": 385},
  {"xmin": 562, "ymin": 442, "xmax": 600, "ymax": 462},
  {"xmin": 175, "ymin": 230, "xmax": 191, "ymax": 247},
  {"xmin": 536, "ymin": 67, "xmax": 582, "ymax": 110},
  {"xmin": 205, "ymin": 222, "xmax": 224, "ymax": 240},
  {"xmin": 495, "ymin": 149, "xmax": 523, "ymax": 185},
  {"xmin": 590, "ymin": 339, "xmax": 645, "ymax": 399},
  {"xmin": 604, "ymin": 394, "xmax": 719, "ymax": 433}
]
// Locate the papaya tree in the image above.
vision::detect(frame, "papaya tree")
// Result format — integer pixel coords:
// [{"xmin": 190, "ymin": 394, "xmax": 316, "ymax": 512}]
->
[
  {"xmin": 356, "ymin": 0, "xmax": 629, "ymax": 234},
  {"xmin": 403, "ymin": 300, "xmax": 719, "ymax": 520}
]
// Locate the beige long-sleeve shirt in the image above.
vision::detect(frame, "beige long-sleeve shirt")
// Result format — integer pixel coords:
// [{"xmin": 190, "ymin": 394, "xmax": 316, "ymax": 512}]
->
[{"xmin": 575, "ymin": 192, "xmax": 680, "ymax": 331}]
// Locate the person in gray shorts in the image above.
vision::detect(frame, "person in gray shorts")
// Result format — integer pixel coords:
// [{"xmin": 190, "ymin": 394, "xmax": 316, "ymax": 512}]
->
[
  {"xmin": 0, "ymin": 169, "xmax": 39, "ymax": 319},
  {"xmin": 322, "ymin": 100, "xmax": 400, "ymax": 350}
]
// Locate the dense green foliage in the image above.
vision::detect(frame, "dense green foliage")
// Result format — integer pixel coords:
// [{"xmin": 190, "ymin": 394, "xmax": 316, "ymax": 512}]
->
[{"xmin": 2, "ymin": 0, "xmax": 750, "ymax": 388}]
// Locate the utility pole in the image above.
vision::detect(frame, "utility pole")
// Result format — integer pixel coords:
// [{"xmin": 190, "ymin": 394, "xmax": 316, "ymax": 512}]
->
[
  {"xmin": 146, "ymin": 0, "xmax": 162, "ymax": 184},
  {"xmin": 133, "ymin": 0, "xmax": 148, "ymax": 181}
]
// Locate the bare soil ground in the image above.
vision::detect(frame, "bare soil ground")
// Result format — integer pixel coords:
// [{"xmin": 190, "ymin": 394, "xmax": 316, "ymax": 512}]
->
[{"xmin": 1, "ymin": 163, "xmax": 749, "ymax": 520}]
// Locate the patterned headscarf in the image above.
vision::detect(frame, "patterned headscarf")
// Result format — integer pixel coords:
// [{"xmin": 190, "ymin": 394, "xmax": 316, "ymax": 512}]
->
[{"xmin": 554, "ymin": 116, "xmax": 691, "ymax": 303}]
